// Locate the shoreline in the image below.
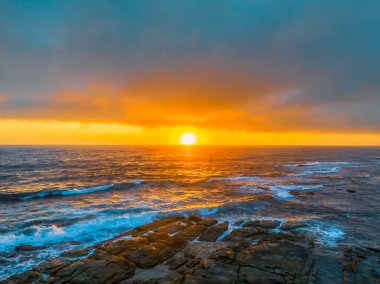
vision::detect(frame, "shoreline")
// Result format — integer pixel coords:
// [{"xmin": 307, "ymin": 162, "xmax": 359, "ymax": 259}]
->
[{"xmin": 2, "ymin": 215, "xmax": 379, "ymax": 284}]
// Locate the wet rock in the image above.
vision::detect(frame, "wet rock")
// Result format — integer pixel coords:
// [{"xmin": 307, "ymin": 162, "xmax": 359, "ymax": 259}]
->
[
  {"xmin": 166, "ymin": 255, "xmax": 189, "ymax": 270},
  {"xmin": 15, "ymin": 244, "xmax": 46, "ymax": 251},
  {"xmin": 243, "ymin": 219, "xmax": 281, "ymax": 229},
  {"xmin": 155, "ymin": 221, "xmax": 188, "ymax": 235},
  {"xmin": 100, "ymin": 236, "xmax": 149, "ymax": 256},
  {"xmin": 209, "ymin": 247, "xmax": 235, "ymax": 264},
  {"xmin": 342, "ymin": 247, "xmax": 380, "ymax": 284},
  {"xmin": 175, "ymin": 224, "xmax": 208, "ymax": 240},
  {"xmin": 55, "ymin": 258, "xmax": 95, "ymax": 278},
  {"xmin": 281, "ymin": 220, "xmax": 307, "ymax": 230},
  {"xmin": 161, "ymin": 235, "xmax": 188, "ymax": 252},
  {"xmin": 67, "ymin": 241, "xmax": 82, "ymax": 245},
  {"xmin": 33, "ymin": 258, "xmax": 72, "ymax": 274},
  {"xmin": 2, "ymin": 215, "xmax": 350, "ymax": 284},
  {"xmin": 222, "ymin": 226, "xmax": 267, "ymax": 241},
  {"xmin": 70, "ymin": 258, "xmax": 135, "ymax": 284},
  {"xmin": 183, "ymin": 275, "xmax": 233, "ymax": 284},
  {"xmin": 200, "ymin": 218, "xmax": 218, "ymax": 227},
  {"xmin": 199, "ymin": 221, "xmax": 228, "ymax": 242},
  {"xmin": 137, "ymin": 216, "xmax": 185, "ymax": 233},
  {"xmin": 201, "ymin": 263, "xmax": 238, "ymax": 281},
  {"xmin": 128, "ymin": 242, "xmax": 174, "ymax": 268},
  {"xmin": 55, "ymin": 253, "xmax": 135, "ymax": 283},
  {"xmin": 188, "ymin": 215, "xmax": 202, "ymax": 223},
  {"xmin": 125, "ymin": 264, "xmax": 171, "ymax": 283},
  {"xmin": 239, "ymin": 266, "xmax": 284, "ymax": 283},
  {"xmin": 0, "ymin": 270, "xmax": 40, "ymax": 284},
  {"xmin": 236, "ymin": 240, "xmax": 314, "ymax": 281},
  {"xmin": 60, "ymin": 249, "xmax": 88, "ymax": 258}
]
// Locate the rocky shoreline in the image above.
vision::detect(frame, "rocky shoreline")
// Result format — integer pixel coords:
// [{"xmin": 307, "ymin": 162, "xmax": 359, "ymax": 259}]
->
[{"xmin": 2, "ymin": 216, "xmax": 379, "ymax": 284}]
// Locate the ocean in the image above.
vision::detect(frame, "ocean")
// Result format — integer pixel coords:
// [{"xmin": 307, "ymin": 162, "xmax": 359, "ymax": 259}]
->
[{"xmin": 0, "ymin": 146, "xmax": 379, "ymax": 279}]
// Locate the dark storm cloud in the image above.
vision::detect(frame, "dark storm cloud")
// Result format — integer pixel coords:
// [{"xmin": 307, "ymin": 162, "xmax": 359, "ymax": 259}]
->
[{"xmin": 0, "ymin": 0, "xmax": 379, "ymax": 132}]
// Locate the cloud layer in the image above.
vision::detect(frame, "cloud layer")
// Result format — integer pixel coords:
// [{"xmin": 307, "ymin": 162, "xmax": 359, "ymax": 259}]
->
[{"xmin": 0, "ymin": 0, "xmax": 379, "ymax": 132}]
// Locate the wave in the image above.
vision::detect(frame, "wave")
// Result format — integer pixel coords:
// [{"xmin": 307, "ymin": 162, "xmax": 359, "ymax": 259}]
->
[
  {"xmin": 211, "ymin": 174, "xmax": 324, "ymax": 200},
  {"xmin": 0, "ymin": 210, "xmax": 157, "ymax": 253},
  {"xmin": 286, "ymin": 161, "xmax": 354, "ymax": 176},
  {"xmin": 0, "ymin": 204, "xmax": 222, "ymax": 254},
  {"xmin": 299, "ymin": 221, "xmax": 345, "ymax": 246},
  {"xmin": 0, "ymin": 180, "xmax": 143, "ymax": 201}
]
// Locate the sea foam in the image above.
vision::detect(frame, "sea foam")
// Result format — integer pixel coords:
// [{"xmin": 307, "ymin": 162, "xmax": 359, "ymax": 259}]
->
[{"xmin": 20, "ymin": 180, "xmax": 142, "ymax": 200}]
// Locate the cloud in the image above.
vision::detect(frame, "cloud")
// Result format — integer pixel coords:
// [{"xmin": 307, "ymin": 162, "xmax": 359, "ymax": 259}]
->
[
  {"xmin": 0, "ymin": 1, "xmax": 379, "ymax": 133},
  {"xmin": 1, "ymin": 62, "xmax": 378, "ymax": 133}
]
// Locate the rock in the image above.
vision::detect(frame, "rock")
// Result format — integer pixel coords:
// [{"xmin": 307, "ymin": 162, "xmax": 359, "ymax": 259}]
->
[
  {"xmin": 200, "ymin": 218, "xmax": 218, "ymax": 227},
  {"xmin": 342, "ymin": 247, "xmax": 380, "ymax": 284},
  {"xmin": 144, "ymin": 231, "xmax": 169, "ymax": 242},
  {"xmin": 239, "ymin": 266, "xmax": 284, "ymax": 283},
  {"xmin": 70, "ymin": 259, "xmax": 135, "ymax": 284},
  {"xmin": 175, "ymin": 224, "xmax": 208, "ymax": 240},
  {"xmin": 1, "ymin": 216, "xmax": 346, "ymax": 284},
  {"xmin": 281, "ymin": 220, "xmax": 307, "ymax": 230},
  {"xmin": 55, "ymin": 253, "xmax": 135, "ymax": 284},
  {"xmin": 60, "ymin": 249, "xmax": 88, "ymax": 258},
  {"xmin": 15, "ymin": 244, "xmax": 46, "ymax": 251},
  {"xmin": 188, "ymin": 215, "xmax": 202, "ymax": 223},
  {"xmin": 199, "ymin": 221, "xmax": 228, "ymax": 242},
  {"xmin": 0, "ymin": 270, "xmax": 40, "ymax": 284},
  {"xmin": 209, "ymin": 247, "xmax": 235, "ymax": 264},
  {"xmin": 161, "ymin": 235, "xmax": 188, "ymax": 252},
  {"xmin": 67, "ymin": 241, "xmax": 82, "ymax": 245},
  {"xmin": 243, "ymin": 219, "xmax": 281, "ymax": 229},
  {"xmin": 222, "ymin": 226, "xmax": 267, "ymax": 241},
  {"xmin": 126, "ymin": 264, "xmax": 171, "ymax": 283},
  {"xmin": 137, "ymin": 216, "xmax": 185, "ymax": 233},
  {"xmin": 33, "ymin": 258, "xmax": 72, "ymax": 274},
  {"xmin": 166, "ymin": 255, "xmax": 189, "ymax": 270},
  {"xmin": 128, "ymin": 242, "xmax": 174, "ymax": 268},
  {"xmin": 183, "ymin": 275, "xmax": 233, "ymax": 284},
  {"xmin": 184, "ymin": 243, "xmax": 218, "ymax": 259},
  {"xmin": 155, "ymin": 221, "xmax": 188, "ymax": 235},
  {"xmin": 236, "ymin": 240, "xmax": 314, "ymax": 281},
  {"xmin": 100, "ymin": 236, "xmax": 149, "ymax": 256},
  {"xmin": 55, "ymin": 258, "xmax": 95, "ymax": 278},
  {"xmin": 200, "ymin": 263, "xmax": 238, "ymax": 281}
]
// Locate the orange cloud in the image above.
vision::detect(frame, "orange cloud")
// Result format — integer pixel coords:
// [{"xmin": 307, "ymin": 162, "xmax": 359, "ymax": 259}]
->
[
  {"xmin": 0, "ymin": 64, "xmax": 377, "ymax": 133},
  {"xmin": 0, "ymin": 94, "xmax": 6, "ymax": 105}
]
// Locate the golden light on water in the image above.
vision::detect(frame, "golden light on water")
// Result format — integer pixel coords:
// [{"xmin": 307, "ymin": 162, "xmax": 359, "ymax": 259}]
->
[{"xmin": 179, "ymin": 132, "xmax": 197, "ymax": 145}]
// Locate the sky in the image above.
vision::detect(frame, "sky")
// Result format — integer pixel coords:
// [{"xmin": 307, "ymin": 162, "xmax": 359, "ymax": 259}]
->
[{"xmin": 0, "ymin": 0, "xmax": 380, "ymax": 145}]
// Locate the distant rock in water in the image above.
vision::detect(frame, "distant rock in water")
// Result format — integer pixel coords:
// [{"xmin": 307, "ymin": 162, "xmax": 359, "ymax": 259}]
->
[
  {"xmin": 2, "ymin": 216, "xmax": 379, "ymax": 284},
  {"xmin": 15, "ymin": 244, "xmax": 47, "ymax": 251}
]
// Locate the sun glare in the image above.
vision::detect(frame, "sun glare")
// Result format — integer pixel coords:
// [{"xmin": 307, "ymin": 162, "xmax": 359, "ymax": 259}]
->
[{"xmin": 179, "ymin": 132, "xmax": 197, "ymax": 145}]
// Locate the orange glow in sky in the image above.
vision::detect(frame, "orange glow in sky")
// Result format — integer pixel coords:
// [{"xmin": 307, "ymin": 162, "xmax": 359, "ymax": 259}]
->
[{"xmin": 0, "ymin": 119, "xmax": 380, "ymax": 146}]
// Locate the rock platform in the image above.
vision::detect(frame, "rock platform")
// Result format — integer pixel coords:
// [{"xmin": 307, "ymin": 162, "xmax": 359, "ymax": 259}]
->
[{"xmin": 2, "ymin": 216, "xmax": 379, "ymax": 284}]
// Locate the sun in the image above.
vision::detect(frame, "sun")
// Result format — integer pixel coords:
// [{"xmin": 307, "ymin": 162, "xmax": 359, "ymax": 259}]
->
[{"xmin": 179, "ymin": 132, "xmax": 197, "ymax": 145}]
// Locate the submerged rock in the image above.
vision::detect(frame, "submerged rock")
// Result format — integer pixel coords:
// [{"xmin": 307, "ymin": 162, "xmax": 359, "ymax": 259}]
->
[
  {"xmin": 243, "ymin": 219, "xmax": 281, "ymax": 229},
  {"xmin": 15, "ymin": 244, "xmax": 47, "ymax": 251},
  {"xmin": 281, "ymin": 220, "xmax": 307, "ymax": 230}
]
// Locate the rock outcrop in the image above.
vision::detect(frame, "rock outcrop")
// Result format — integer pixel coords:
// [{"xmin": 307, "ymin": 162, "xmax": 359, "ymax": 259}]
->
[{"xmin": 2, "ymin": 216, "xmax": 379, "ymax": 284}]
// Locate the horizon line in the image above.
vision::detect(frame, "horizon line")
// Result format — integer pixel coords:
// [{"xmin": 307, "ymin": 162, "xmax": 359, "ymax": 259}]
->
[{"xmin": 1, "ymin": 144, "xmax": 380, "ymax": 147}]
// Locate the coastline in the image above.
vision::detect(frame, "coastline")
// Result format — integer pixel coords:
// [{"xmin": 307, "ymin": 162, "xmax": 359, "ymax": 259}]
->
[{"xmin": 3, "ymin": 215, "xmax": 379, "ymax": 284}]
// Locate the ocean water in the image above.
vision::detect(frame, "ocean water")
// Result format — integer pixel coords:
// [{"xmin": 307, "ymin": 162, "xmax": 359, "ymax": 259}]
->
[{"xmin": 0, "ymin": 146, "xmax": 379, "ymax": 279}]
